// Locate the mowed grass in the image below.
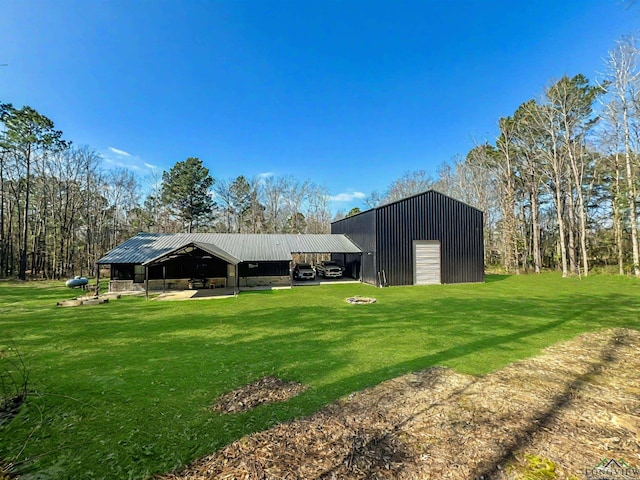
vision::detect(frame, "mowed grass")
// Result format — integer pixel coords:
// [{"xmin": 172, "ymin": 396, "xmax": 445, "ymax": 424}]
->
[{"xmin": 0, "ymin": 274, "xmax": 638, "ymax": 479}]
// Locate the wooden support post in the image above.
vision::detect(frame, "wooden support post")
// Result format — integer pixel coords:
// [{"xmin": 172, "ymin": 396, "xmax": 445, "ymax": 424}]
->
[
  {"xmin": 96, "ymin": 264, "xmax": 100, "ymax": 296},
  {"xmin": 235, "ymin": 264, "xmax": 239, "ymax": 296},
  {"xmin": 145, "ymin": 266, "xmax": 149, "ymax": 300},
  {"xmin": 162, "ymin": 265, "xmax": 166, "ymax": 293}
]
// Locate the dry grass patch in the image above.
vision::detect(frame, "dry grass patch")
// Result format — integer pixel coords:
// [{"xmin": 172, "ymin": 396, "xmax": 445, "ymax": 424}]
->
[{"xmin": 162, "ymin": 328, "xmax": 640, "ymax": 480}]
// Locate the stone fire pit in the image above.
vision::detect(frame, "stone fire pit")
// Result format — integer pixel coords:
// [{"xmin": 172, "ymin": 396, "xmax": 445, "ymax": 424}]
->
[{"xmin": 345, "ymin": 296, "xmax": 377, "ymax": 304}]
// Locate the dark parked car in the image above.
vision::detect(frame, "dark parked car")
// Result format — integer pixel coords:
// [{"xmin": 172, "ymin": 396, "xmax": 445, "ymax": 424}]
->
[{"xmin": 293, "ymin": 263, "xmax": 316, "ymax": 280}]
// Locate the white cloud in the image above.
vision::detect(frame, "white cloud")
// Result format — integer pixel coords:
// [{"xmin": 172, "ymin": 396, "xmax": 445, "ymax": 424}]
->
[
  {"xmin": 330, "ymin": 191, "xmax": 366, "ymax": 202},
  {"xmin": 258, "ymin": 171, "xmax": 274, "ymax": 179},
  {"xmin": 143, "ymin": 162, "xmax": 158, "ymax": 170},
  {"xmin": 108, "ymin": 147, "xmax": 132, "ymax": 157},
  {"xmin": 103, "ymin": 157, "xmax": 141, "ymax": 171}
]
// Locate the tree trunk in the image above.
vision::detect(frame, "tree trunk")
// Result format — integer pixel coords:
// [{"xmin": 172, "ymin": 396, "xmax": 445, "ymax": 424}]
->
[
  {"xmin": 19, "ymin": 145, "xmax": 31, "ymax": 280},
  {"xmin": 613, "ymin": 152, "xmax": 625, "ymax": 275},
  {"xmin": 553, "ymin": 180, "xmax": 569, "ymax": 277},
  {"xmin": 567, "ymin": 144, "xmax": 590, "ymax": 276},
  {"xmin": 566, "ymin": 187, "xmax": 577, "ymax": 275},
  {"xmin": 623, "ymin": 105, "xmax": 640, "ymax": 276},
  {"xmin": 0, "ymin": 154, "xmax": 5, "ymax": 277},
  {"xmin": 531, "ymin": 188, "xmax": 541, "ymax": 273}
]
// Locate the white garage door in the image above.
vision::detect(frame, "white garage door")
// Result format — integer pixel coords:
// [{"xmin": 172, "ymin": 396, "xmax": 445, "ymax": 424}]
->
[{"xmin": 414, "ymin": 240, "xmax": 441, "ymax": 285}]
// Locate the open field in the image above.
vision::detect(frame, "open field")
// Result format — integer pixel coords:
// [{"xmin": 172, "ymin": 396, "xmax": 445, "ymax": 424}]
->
[{"xmin": 1, "ymin": 274, "xmax": 639, "ymax": 479}]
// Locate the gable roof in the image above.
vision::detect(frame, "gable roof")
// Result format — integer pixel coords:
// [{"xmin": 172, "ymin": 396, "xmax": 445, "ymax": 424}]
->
[
  {"xmin": 331, "ymin": 189, "xmax": 483, "ymax": 225},
  {"xmin": 141, "ymin": 241, "xmax": 242, "ymax": 266},
  {"xmin": 97, "ymin": 233, "xmax": 362, "ymax": 265}
]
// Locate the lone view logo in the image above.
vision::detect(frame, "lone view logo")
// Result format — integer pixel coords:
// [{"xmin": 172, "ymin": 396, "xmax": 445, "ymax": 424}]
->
[
  {"xmin": 595, "ymin": 459, "xmax": 630, "ymax": 469},
  {"xmin": 584, "ymin": 457, "xmax": 639, "ymax": 479}
]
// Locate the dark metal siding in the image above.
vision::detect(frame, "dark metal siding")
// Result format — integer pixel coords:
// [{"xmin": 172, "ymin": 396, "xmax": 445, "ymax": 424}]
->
[
  {"xmin": 154, "ymin": 256, "xmax": 228, "ymax": 279},
  {"xmin": 376, "ymin": 191, "xmax": 484, "ymax": 285},
  {"xmin": 238, "ymin": 261, "xmax": 290, "ymax": 277},
  {"xmin": 331, "ymin": 210, "xmax": 377, "ymax": 285}
]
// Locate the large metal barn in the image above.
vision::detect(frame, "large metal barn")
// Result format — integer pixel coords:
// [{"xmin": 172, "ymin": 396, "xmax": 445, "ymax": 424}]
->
[{"xmin": 331, "ymin": 190, "xmax": 484, "ymax": 286}]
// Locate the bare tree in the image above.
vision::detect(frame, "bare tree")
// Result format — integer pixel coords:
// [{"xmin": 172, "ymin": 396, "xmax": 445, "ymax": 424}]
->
[
  {"xmin": 383, "ymin": 170, "xmax": 435, "ymax": 204},
  {"xmin": 105, "ymin": 168, "xmax": 139, "ymax": 248},
  {"xmin": 262, "ymin": 176, "xmax": 287, "ymax": 233},
  {"xmin": 141, "ymin": 165, "xmax": 164, "ymax": 233},
  {"xmin": 529, "ymin": 99, "xmax": 571, "ymax": 277},
  {"xmin": 601, "ymin": 37, "xmax": 640, "ymax": 276},
  {"xmin": 511, "ymin": 101, "xmax": 546, "ymax": 273},
  {"xmin": 282, "ymin": 176, "xmax": 310, "ymax": 233},
  {"xmin": 544, "ymin": 75, "xmax": 602, "ymax": 276},
  {"xmin": 436, "ymin": 158, "xmax": 500, "ymax": 267},
  {"xmin": 305, "ymin": 184, "xmax": 332, "ymax": 233},
  {"xmin": 363, "ymin": 190, "xmax": 383, "ymax": 209},
  {"xmin": 213, "ymin": 178, "xmax": 234, "ymax": 233},
  {"xmin": 246, "ymin": 177, "xmax": 266, "ymax": 234},
  {"xmin": 467, "ymin": 135, "xmax": 520, "ymax": 274}
]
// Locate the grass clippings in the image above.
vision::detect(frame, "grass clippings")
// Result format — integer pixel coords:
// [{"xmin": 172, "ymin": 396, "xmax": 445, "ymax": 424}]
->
[
  {"xmin": 211, "ymin": 376, "xmax": 309, "ymax": 414},
  {"xmin": 162, "ymin": 328, "xmax": 640, "ymax": 480}
]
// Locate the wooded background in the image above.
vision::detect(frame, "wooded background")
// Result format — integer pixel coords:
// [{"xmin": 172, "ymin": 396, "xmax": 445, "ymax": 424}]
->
[{"xmin": 1, "ymin": 37, "xmax": 639, "ymax": 280}]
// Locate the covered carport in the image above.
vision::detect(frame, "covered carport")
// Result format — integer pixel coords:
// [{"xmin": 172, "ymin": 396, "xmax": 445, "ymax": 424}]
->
[
  {"xmin": 141, "ymin": 241, "xmax": 241, "ymax": 299},
  {"xmin": 284, "ymin": 235, "xmax": 363, "ymax": 287}
]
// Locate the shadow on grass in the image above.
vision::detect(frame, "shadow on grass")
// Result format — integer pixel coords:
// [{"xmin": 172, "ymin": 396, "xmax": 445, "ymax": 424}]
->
[
  {"xmin": 483, "ymin": 274, "xmax": 510, "ymax": 283},
  {"xmin": 2, "ymin": 281, "xmax": 639, "ymax": 479},
  {"xmin": 472, "ymin": 330, "xmax": 628, "ymax": 478}
]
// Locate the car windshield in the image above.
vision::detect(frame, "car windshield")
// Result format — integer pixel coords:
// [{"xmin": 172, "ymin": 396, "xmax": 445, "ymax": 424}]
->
[
  {"xmin": 297, "ymin": 263, "xmax": 311, "ymax": 269},
  {"xmin": 324, "ymin": 261, "xmax": 338, "ymax": 266}
]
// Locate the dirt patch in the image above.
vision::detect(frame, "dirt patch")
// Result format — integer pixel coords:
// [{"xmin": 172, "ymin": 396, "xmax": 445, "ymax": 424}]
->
[
  {"xmin": 211, "ymin": 376, "xmax": 309, "ymax": 414},
  {"xmin": 0, "ymin": 394, "xmax": 25, "ymax": 426},
  {"xmin": 162, "ymin": 329, "xmax": 640, "ymax": 479}
]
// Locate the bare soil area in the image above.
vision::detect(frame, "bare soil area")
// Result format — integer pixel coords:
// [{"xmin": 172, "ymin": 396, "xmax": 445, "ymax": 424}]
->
[{"xmin": 161, "ymin": 328, "xmax": 640, "ymax": 480}]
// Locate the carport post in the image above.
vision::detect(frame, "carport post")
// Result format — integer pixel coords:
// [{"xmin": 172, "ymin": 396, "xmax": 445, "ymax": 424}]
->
[
  {"xmin": 343, "ymin": 253, "xmax": 347, "ymax": 278},
  {"xmin": 145, "ymin": 265, "xmax": 149, "ymax": 301},
  {"xmin": 162, "ymin": 265, "xmax": 166, "ymax": 293},
  {"xmin": 96, "ymin": 263, "xmax": 100, "ymax": 297}
]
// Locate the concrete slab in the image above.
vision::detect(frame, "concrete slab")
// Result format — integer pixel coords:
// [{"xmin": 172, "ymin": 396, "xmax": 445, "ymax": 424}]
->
[{"xmin": 292, "ymin": 277, "xmax": 360, "ymax": 287}]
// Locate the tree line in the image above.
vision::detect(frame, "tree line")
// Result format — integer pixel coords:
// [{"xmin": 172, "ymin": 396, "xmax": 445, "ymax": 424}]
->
[
  {"xmin": 2, "ymin": 35, "xmax": 639, "ymax": 279},
  {"xmin": 0, "ymin": 102, "xmax": 140, "ymax": 280},
  {"xmin": 373, "ymin": 37, "xmax": 639, "ymax": 278},
  {"xmin": 0, "ymin": 107, "xmax": 333, "ymax": 279},
  {"xmin": 338, "ymin": 37, "xmax": 640, "ymax": 278},
  {"xmin": 145, "ymin": 158, "xmax": 333, "ymax": 236}
]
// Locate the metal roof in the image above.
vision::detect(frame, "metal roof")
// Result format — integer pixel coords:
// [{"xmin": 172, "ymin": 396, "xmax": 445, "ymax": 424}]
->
[
  {"xmin": 141, "ymin": 241, "xmax": 242, "ymax": 267},
  {"xmin": 331, "ymin": 189, "xmax": 483, "ymax": 225},
  {"xmin": 97, "ymin": 233, "xmax": 362, "ymax": 265}
]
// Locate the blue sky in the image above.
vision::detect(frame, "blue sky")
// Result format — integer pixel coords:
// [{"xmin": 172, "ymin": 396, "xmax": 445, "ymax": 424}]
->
[{"xmin": 1, "ymin": 1, "xmax": 638, "ymax": 211}]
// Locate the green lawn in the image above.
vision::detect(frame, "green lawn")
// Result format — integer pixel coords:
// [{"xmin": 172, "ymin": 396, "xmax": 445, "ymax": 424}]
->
[{"xmin": 1, "ymin": 274, "xmax": 639, "ymax": 479}]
